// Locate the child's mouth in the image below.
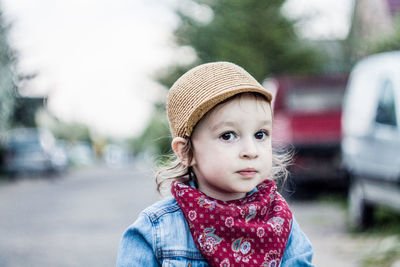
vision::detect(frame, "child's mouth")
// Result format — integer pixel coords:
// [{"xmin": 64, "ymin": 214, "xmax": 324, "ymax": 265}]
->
[{"xmin": 237, "ymin": 168, "xmax": 257, "ymax": 177}]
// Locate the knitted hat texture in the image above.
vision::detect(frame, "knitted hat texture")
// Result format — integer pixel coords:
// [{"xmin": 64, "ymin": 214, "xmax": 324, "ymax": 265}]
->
[{"xmin": 167, "ymin": 61, "xmax": 272, "ymax": 138}]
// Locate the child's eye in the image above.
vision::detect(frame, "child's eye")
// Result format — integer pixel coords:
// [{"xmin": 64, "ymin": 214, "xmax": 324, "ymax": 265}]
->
[
  {"xmin": 254, "ymin": 130, "xmax": 269, "ymax": 140},
  {"xmin": 219, "ymin": 131, "xmax": 236, "ymax": 141}
]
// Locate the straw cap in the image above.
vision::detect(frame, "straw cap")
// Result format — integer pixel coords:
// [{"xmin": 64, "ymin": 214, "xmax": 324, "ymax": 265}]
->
[{"xmin": 167, "ymin": 61, "xmax": 272, "ymax": 138}]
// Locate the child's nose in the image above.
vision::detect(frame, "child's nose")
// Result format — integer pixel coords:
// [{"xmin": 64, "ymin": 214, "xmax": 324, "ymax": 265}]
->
[{"xmin": 239, "ymin": 137, "xmax": 258, "ymax": 159}]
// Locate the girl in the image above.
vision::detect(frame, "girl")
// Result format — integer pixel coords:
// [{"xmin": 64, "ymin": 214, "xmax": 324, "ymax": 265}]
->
[{"xmin": 117, "ymin": 62, "xmax": 314, "ymax": 267}]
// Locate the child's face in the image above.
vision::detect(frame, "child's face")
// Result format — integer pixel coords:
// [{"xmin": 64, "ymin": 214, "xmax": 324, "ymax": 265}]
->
[{"xmin": 190, "ymin": 93, "xmax": 272, "ymax": 201}]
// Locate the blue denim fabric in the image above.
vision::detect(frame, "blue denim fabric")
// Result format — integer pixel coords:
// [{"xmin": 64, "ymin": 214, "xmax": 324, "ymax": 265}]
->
[{"xmin": 116, "ymin": 197, "xmax": 314, "ymax": 267}]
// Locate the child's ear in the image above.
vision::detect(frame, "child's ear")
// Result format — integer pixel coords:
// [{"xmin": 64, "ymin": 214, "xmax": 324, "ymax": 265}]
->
[{"xmin": 171, "ymin": 137, "xmax": 191, "ymax": 166}]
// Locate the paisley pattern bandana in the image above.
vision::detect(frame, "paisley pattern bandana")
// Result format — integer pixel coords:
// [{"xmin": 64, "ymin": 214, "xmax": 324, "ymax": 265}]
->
[{"xmin": 171, "ymin": 179, "xmax": 293, "ymax": 267}]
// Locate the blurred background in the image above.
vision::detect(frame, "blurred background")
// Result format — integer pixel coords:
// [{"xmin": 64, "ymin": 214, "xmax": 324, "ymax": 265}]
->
[{"xmin": 0, "ymin": 0, "xmax": 399, "ymax": 266}]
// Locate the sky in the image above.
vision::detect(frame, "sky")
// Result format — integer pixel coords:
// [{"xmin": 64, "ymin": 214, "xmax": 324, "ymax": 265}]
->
[
  {"xmin": 1, "ymin": 0, "xmax": 354, "ymax": 139},
  {"xmin": 282, "ymin": 0, "xmax": 354, "ymax": 40}
]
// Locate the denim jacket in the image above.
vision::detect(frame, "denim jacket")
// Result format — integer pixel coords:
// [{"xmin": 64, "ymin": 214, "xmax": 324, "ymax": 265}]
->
[{"xmin": 116, "ymin": 195, "xmax": 314, "ymax": 267}]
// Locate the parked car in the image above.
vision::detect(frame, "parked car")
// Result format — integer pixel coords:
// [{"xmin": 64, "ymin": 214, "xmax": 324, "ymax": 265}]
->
[
  {"xmin": 66, "ymin": 141, "xmax": 96, "ymax": 167},
  {"xmin": 263, "ymin": 74, "xmax": 349, "ymax": 189},
  {"xmin": 104, "ymin": 143, "xmax": 132, "ymax": 167},
  {"xmin": 341, "ymin": 51, "xmax": 400, "ymax": 229},
  {"xmin": 2, "ymin": 128, "xmax": 68, "ymax": 177}
]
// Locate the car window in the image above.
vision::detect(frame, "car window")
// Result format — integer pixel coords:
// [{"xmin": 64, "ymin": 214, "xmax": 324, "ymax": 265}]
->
[
  {"xmin": 9, "ymin": 140, "xmax": 42, "ymax": 152},
  {"xmin": 375, "ymin": 79, "xmax": 397, "ymax": 127},
  {"xmin": 287, "ymin": 86, "xmax": 344, "ymax": 112}
]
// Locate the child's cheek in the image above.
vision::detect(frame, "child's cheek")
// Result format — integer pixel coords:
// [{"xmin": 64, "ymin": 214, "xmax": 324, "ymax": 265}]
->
[
  {"xmin": 264, "ymin": 159, "xmax": 273, "ymax": 176},
  {"xmin": 201, "ymin": 155, "xmax": 228, "ymax": 175}
]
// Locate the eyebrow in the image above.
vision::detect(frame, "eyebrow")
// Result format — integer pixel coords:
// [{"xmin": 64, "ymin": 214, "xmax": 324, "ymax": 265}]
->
[{"xmin": 209, "ymin": 120, "xmax": 272, "ymax": 132}]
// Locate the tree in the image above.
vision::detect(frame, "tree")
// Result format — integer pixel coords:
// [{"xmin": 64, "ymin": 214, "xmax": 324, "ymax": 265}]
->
[
  {"xmin": 172, "ymin": 0, "xmax": 321, "ymax": 81},
  {"xmin": 127, "ymin": 104, "xmax": 171, "ymax": 157},
  {"xmin": 368, "ymin": 18, "xmax": 400, "ymax": 54},
  {"xmin": 0, "ymin": 10, "xmax": 17, "ymax": 134},
  {"xmin": 345, "ymin": 0, "xmax": 400, "ymax": 64}
]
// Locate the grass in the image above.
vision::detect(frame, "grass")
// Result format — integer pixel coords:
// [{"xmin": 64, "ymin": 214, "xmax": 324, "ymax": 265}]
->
[
  {"xmin": 317, "ymin": 192, "xmax": 348, "ymax": 209},
  {"xmin": 317, "ymin": 192, "xmax": 400, "ymax": 235},
  {"xmin": 318, "ymin": 193, "xmax": 400, "ymax": 266},
  {"xmin": 351, "ymin": 205, "xmax": 400, "ymax": 266},
  {"xmin": 366, "ymin": 206, "xmax": 400, "ymax": 235},
  {"xmin": 360, "ymin": 206, "xmax": 400, "ymax": 266},
  {"xmin": 361, "ymin": 235, "xmax": 400, "ymax": 266}
]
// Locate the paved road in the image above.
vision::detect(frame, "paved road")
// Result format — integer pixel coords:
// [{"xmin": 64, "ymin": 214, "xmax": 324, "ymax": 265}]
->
[
  {"xmin": 0, "ymin": 160, "xmax": 383, "ymax": 266},
  {"xmin": 0, "ymin": 161, "xmax": 160, "ymax": 267},
  {"xmin": 293, "ymin": 201, "xmax": 361, "ymax": 266}
]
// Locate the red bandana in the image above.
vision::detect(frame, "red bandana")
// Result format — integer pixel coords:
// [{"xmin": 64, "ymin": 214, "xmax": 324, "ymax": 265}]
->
[{"xmin": 171, "ymin": 179, "xmax": 292, "ymax": 267}]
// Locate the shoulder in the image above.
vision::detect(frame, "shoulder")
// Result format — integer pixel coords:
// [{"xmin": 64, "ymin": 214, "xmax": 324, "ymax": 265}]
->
[
  {"xmin": 117, "ymin": 198, "xmax": 201, "ymax": 266},
  {"xmin": 122, "ymin": 198, "xmax": 183, "ymax": 244},
  {"xmin": 141, "ymin": 197, "xmax": 182, "ymax": 222},
  {"xmin": 281, "ymin": 216, "xmax": 315, "ymax": 266},
  {"xmin": 129, "ymin": 197, "xmax": 205, "ymax": 261},
  {"xmin": 129, "ymin": 198, "xmax": 188, "ymax": 238},
  {"xmin": 138, "ymin": 197, "xmax": 191, "ymax": 241}
]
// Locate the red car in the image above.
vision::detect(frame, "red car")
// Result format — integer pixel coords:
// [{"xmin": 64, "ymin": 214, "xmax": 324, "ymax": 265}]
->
[{"xmin": 263, "ymin": 74, "xmax": 349, "ymax": 187}]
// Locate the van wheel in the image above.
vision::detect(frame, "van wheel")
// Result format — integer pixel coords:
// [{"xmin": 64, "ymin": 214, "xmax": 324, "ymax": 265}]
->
[{"xmin": 348, "ymin": 179, "xmax": 374, "ymax": 230}]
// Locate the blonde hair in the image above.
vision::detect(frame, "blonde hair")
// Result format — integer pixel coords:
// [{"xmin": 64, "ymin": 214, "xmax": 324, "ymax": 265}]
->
[{"xmin": 156, "ymin": 93, "xmax": 293, "ymax": 195}]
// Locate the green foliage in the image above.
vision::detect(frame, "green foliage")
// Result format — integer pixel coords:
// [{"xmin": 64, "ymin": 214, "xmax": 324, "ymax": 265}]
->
[
  {"xmin": 361, "ymin": 235, "xmax": 400, "ymax": 266},
  {"xmin": 34, "ymin": 108, "xmax": 92, "ymax": 142},
  {"xmin": 350, "ymin": 206, "xmax": 400, "ymax": 266},
  {"xmin": 11, "ymin": 97, "xmax": 45, "ymax": 128},
  {"xmin": 0, "ymin": 11, "xmax": 17, "ymax": 133},
  {"xmin": 368, "ymin": 18, "xmax": 400, "ymax": 54},
  {"xmin": 127, "ymin": 106, "xmax": 171, "ymax": 157},
  {"xmin": 51, "ymin": 122, "xmax": 91, "ymax": 143},
  {"xmin": 174, "ymin": 0, "xmax": 322, "ymax": 81},
  {"xmin": 363, "ymin": 206, "xmax": 400, "ymax": 236}
]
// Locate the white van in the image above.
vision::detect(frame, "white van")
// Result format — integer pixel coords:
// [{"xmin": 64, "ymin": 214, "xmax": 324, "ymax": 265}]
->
[{"xmin": 341, "ymin": 51, "xmax": 400, "ymax": 229}]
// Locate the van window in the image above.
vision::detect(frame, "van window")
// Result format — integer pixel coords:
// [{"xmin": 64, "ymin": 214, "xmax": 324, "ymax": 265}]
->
[
  {"xmin": 287, "ymin": 86, "xmax": 344, "ymax": 112},
  {"xmin": 375, "ymin": 79, "xmax": 397, "ymax": 126}
]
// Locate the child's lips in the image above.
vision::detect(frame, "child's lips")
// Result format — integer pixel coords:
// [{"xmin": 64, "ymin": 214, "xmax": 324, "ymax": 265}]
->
[{"xmin": 237, "ymin": 168, "xmax": 257, "ymax": 177}]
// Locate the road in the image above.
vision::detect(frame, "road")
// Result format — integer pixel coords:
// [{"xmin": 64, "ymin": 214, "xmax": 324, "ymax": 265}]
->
[
  {"xmin": 0, "ymin": 160, "xmax": 387, "ymax": 266},
  {"xmin": 0, "ymin": 161, "xmax": 160, "ymax": 267}
]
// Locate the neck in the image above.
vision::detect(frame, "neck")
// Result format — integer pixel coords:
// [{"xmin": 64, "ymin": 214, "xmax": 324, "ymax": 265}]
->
[{"xmin": 197, "ymin": 184, "xmax": 247, "ymax": 201}]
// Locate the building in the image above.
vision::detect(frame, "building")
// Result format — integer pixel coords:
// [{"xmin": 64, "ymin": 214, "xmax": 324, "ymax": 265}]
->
[{"xmin": 347, "ymin": 0, "xmax": 400, "ymax": 60}]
